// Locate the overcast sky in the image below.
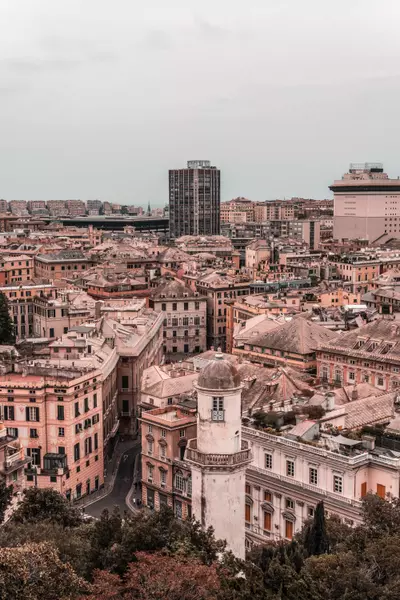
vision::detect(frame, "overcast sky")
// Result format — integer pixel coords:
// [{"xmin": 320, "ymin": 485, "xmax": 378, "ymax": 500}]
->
[{"xmin": 1, "ymin": 0, "xmax": 400, "ymax": 205}]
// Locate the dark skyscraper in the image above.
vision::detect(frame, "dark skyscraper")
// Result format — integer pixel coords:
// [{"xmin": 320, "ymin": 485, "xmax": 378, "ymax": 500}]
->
[{"xmin": 169, "ymin": 160, "xmax": 220, "ymax": 239}]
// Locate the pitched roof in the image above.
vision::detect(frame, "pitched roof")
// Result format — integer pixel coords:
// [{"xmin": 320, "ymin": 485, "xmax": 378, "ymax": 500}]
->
[
  {"xmin": 250, "ymin": 318, "xmax": 338, "ymax": 354},
  {"xmin": 319, "ymin": 319, "xmax": 400, "ymax": 358}
]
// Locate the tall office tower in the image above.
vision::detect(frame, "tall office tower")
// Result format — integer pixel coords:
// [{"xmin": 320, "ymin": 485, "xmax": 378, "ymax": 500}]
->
[
  {"xmin": 331, "ymin": 163, "xmax": 400, "ymax": 243},
  {"xmin": 169, "ymin": 160, "xmax": 220, "ymax": 239}
]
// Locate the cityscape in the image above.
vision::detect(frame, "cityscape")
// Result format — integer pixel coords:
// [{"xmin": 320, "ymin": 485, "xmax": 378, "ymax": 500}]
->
[{"xmin": 2, "ymin": 0, "xmax": 400, "ymax": 597}]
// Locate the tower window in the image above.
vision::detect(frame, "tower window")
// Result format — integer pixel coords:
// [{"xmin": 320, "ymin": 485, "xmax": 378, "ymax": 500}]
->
[{"xmin": 211, "ymin": 397, "xmax": 224, "ymax": 421}]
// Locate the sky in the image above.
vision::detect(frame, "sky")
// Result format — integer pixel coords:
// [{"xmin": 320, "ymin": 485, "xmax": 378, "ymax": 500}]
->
[{"xmin": 1, "ymin": 0, "xmax": 400, "ymax": 206}]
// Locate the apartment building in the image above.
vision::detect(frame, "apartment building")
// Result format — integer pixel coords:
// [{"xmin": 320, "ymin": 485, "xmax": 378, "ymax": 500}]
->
[
  {"xmin": 148, "ymin": 278, "xmax": 207, "ymax": 358},
  {"xmin": 47, "ymin": 200, "xmax": 68, "ymax": 216},
  {"xmin": 0, "ymin": 362, "xmax": 104, "ymax": 500},
  {"xmin": 140, "ymin": 405, "xmax": 196, "ymax": 517},
  {"xmin": 332, "ymin": 163, "xmax": 400, "ymax": 242},
  {"xmin": 0, "ymin": 200, "xmax": 8, "ymax": 213},
  {"xmin": 194, "ymin": 272, "xmax": 252, "ymax": 351},
  {"xmin": 0, "ymin": 255, "xmax": 34, "ymax": 285},
  {"xmin": 32, "ymin": 292, "xmax": 96, "ymax": 338},
  {"xmin": 0, "ymin": 281, "xmax": 57, "ymax": 340},
  {"xmin": 66, "ymin": 200, "xmax": 86, "ymax": 217},
  {"xmin": 245, "ymin": 240, "xmax": 270, "ymax": 279},
  {"xmin": 234, "ymin": 317, "xmax": 337, "ymax": 372},
  {"xmin": 243, "ymin": 422, "xmax": 400, "ymax": 547},
  {"xmin": 317, "ymin": 319, "xmax": 400, "ymax": 391},
  {"xmin": 0, "ymin": 422, "xmax": 28, "ymax": 494},
  {"xmin": 34, "ymin": 250, "xmax": 92, "ymax": 280}
]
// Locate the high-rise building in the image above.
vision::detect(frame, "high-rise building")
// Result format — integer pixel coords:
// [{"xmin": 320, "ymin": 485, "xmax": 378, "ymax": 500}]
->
[
  {"xmin": 331, "ymin": 163, "xmax": 400, "ymax": 242},
  {"xmin": 169, "ymin": 160, "xmax": 220, "ymax": 239}
]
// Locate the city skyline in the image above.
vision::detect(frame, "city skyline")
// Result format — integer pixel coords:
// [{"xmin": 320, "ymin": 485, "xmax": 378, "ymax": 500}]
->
[{"xmin": 2, "ymin": 1, "xmax": 400, "ymax": 204}]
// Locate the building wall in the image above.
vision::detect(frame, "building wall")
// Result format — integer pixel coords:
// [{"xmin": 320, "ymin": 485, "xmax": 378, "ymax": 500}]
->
[
  {"xmin": 150, "ymin": 296, "xmax": 207, "ymax": 356},
  {"xmin": 0, "ymin": 371, "xmax": 104, "ymax": 501},
  {"xmin": 0, "ymin": 256, "xmax": 34, "ymax": 285},
  {"xmin": 34, "ymin": 259, "xmax": 90, "ymax": 280}
]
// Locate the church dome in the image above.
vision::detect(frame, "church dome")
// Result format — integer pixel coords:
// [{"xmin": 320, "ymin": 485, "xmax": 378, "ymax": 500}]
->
[{"xmin": 197, "ymin": 353, "xmax": 241, "ymax": 390}]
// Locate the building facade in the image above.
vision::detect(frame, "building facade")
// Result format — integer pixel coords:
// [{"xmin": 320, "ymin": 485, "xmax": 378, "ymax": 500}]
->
[
  {"xmin": 332, "ymin": 163, "xmax": 400, "ymax": 242},
  {"xmin": 169, "ymin": 160, "xmax": 220, "ymax": 239},
  {"xmin": 140, "ymin": 405, "xmax": 196, "ymax": 517}
]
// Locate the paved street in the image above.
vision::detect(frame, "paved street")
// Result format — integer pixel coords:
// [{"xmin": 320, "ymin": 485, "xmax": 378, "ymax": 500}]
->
[{"xmin": 85, "ymin": 442, "xmax": 141, "ymax": 518}]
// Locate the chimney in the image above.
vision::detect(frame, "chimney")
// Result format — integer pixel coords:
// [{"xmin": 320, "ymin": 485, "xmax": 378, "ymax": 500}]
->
[
  {"xmin": 351, "ymin": 384, "xmax": 358, "ymax": 401},
  {"xmin": 295, "ymin": 413, "xmax": 306, "ymax": 425},
  {"xmin": 361, "ymin": 435, "xmax": 375, "ymax": 451},
  {"xmin": 325, "ymin": 392, "xmax": 335, "ymax": 411}
]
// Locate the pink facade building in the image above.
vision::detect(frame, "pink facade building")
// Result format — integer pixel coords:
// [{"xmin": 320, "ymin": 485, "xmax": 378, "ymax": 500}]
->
[{"xmin": 332, "ymin": 163, "xmax": 400, "ymax": 242}]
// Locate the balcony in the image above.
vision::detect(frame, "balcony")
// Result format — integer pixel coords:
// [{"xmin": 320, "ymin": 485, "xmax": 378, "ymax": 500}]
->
[
  {"xmin": 185, "ymin": 438, "xmax": 252, "ymax": 468},
  {"xmin": 1, "ymin": 449, "xmax": 30, "ymax": 474}
]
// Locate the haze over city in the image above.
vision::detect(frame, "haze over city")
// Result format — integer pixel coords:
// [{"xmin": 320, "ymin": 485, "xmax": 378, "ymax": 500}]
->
[{"xmin": 2, "ymin": 0, "xmax": 400, "ymax": 204}]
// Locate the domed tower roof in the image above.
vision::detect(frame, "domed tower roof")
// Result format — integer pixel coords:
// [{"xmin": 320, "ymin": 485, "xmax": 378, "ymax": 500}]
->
[{"xmin": 197, "ymin": 353, "xmax": 241, "ymax": 390}]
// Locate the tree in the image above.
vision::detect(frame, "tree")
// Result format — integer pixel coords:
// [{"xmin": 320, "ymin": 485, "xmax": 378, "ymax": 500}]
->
[
  {"xmin": 0, "ymin": 482, "xmax": 13, "ymax": 524},
  {"xmin": 0, "ymin": 542, "xmax": 87, "ymax": 600},
  {"xmin": 0, "ymin": 292, "xmax": 14, "ymax": 344},
  {"xmin": 86, "ymin": 552, "xmax": 221, "ymax": 600},
  {"xmin": 12, "ymin": 488, "xmax": 83, "ymax": 527},
  {"xmin": 304, "ymin": 502, "xmax": 329, "ymax": 557}
]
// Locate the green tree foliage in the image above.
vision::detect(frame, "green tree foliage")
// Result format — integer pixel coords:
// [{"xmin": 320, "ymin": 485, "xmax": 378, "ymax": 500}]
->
[
  {"xmin": 0, "ymin": 482, "xmax": 13, "ymax": 524},
  {"xmin": 3, "ymin": 489, "xmax": 400, "ymax": 599},
  {"xmin": 12, "ymin": 487, "xmax": 83, "ymax": 527},
  {"xmin": 304, "ymin": 501, "xmax": 329, "ymax": 557},
  {"xmin": 0, "ymin": 542, "xmax": 87, "ymax": 600},
  {"xmin": 0, "ymin": 292, "xmax": 14, "ymax": 344}
]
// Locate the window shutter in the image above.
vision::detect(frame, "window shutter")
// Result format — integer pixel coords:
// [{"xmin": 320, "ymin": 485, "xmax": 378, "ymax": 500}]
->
[{"xmin": 26, "ymin": 407, "xmax": 30, "ymax": 421}]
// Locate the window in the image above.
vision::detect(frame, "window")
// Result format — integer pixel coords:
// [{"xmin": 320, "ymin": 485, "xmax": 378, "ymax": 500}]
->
[
  {"xmin": 195, "ymin": 301, "xmax": 200, "ymax": 310},
  {"xmin": 211, "ymin": 397, "xmax": 224, "ymax": 421},
  {"xmin": 377, "ymin": 484, "xmax": 386, "ymax": 499},
  {"xmin": 286, "ymin": 498, "xmax": 294, "ymax": 510},
  {"xmin": 92, "ymin": 414, "xmax": 99, "ymax": 424},
  {"xmin": 84, "ymin": 437, "xmax": 92, "ymax": 456},
  {"xmin": 184, "ymin": 302, "xmax": 188, "ymax": 311},
  {"xmin": 175, "ymin": 499, "xmax": 182, "ymax": 519},
  {"xmin": 7, "ymin": 427, "xmax": 18, "ymax": 437},
  {"xmin": 161, "ymin": 429, "xmax": 166, "ymax": 438},
  {"xmin": 148, "ymin": 424, "xmax": 153, "ymax": 434},
  {"xmin": 333, "ymin": 475, "xmax": 343, "ymax": 493},
  {"xmin": 148, "ymin": 440, "xmax": 153, "ymax": 455},
  {"xmin": 3, "ymin": 405, "xmax": 14, "ymax": 420},
  {"xmin": 172, "ymin": 302, "xmax": 177, "ymax": 311},
  {"xmin": 26, "ymin": 406, "xmax": 39, "ymax": 422},
  {"xmin": 307, "ymin": 506, "xmax": 315, "ymax": 517},
  {"xmin": 162, "ymin": 303, "xmax": 166, "ymax": 311},
  {"xmin": 265, "ymin": 453, "xmax": 273, "ymax": 470},
  {"xmin": 57, "ymin": 405, "xmax": 64, "ymax": 421},
  {"xmin": 30, "ymin": 428, "xmax": 38, "ymax": 438},
  {"xmin": 75, "ymin": 402, "xmax": 80, "ymax": 417},
  {"xmin": 147, "ymin": 464, "xmax": 154, "ymax": 482},
  {"xmin": 194, "ymin": 316, "xmax": 200, "ymax": 325},
  {"xmin": 245, "ymin": 503, "xmax": 251, "ymax": 522},
  {"xmin": 285, "ymin": 520, "xmax": 293, "ymax": 540},
  {"xmin": 27, "ymin": 447, "xmax": 41, "ymax": 466},
  {"xmin": 264, "ymin": 491, "xmax": 272, "ymax": 502},
  {"xmin": 245, "ymin": 484, "xmax": 251, "ymax": 495},
  {"xmin": 74, "ymin": 443, "xmax": 80, "ymax": 462},
  {"xmin": 286, "ymin": 460, "xmax": 295, "ymax": 477},
  {"xmin": 309, "ymin": 467, "xmax": 318, "ymax": 486},
  {"xmin": 361, "ymin": 482, "xmax": 367, "ymax": 498},
  {"xmin": 84, "ymin": 397, "xmax": 89, "ymax": 412},
  {"xmin": 94, "ymin": 432, "xmax": 98, "ymax": 450},
  {"xmin": 179, "ymin": 429, "xmax": 185, "ymax": 438},
  {"xmin": 349, "ymin": 372, "xmax": 355, "ymax": 381},
  {"xmin": 264, "ymin": 512, "xmax": 272, "ymax": 531},
  {"xmin": 58, "ymin": 427, "xmax": 65, "ymax": 437},
  {"xmin": 377, "ymin": 377, "xmax": 384, "ymax": 386},
  {"xmin": 93, "ymin": 394, "xmax": 97, "ymax": 408},
  {"xmin": 121, "ymin": 376, "xmax": 129, "ymax": 390},
  {"xmin": 182, "ymin": 317, "xmax": 189, "ymax": 326},
  {"xmin": 167, "ymin": 398, "xmax": 173, "ymax": 405},
  {"xmin": 175, "ymin": 473, "xmax": 185, "ymax": 492},
  {"xmin": 160, "ymin": 470, "xmax": 166, "ymax": 486},
  {"xmin": 161, "ymin": 444, "xmax": 166, "ymax": 458}
]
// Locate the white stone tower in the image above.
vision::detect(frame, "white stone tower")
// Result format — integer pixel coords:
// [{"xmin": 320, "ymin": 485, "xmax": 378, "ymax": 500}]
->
[{"xmin": 186, "ymin": 353, "xmax": 252, "ymax": 559}]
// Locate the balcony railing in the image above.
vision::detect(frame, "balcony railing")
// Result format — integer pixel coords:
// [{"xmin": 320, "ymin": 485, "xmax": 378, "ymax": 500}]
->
[{"xmin": 185, "ymin": 438, "xmax": 252, "ymax": 467}]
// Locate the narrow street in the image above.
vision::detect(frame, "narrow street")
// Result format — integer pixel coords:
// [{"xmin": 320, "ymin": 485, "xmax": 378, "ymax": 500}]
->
[{"xmin": 85, "ymin": 442, "xmax": 141, "ymax": 518}]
